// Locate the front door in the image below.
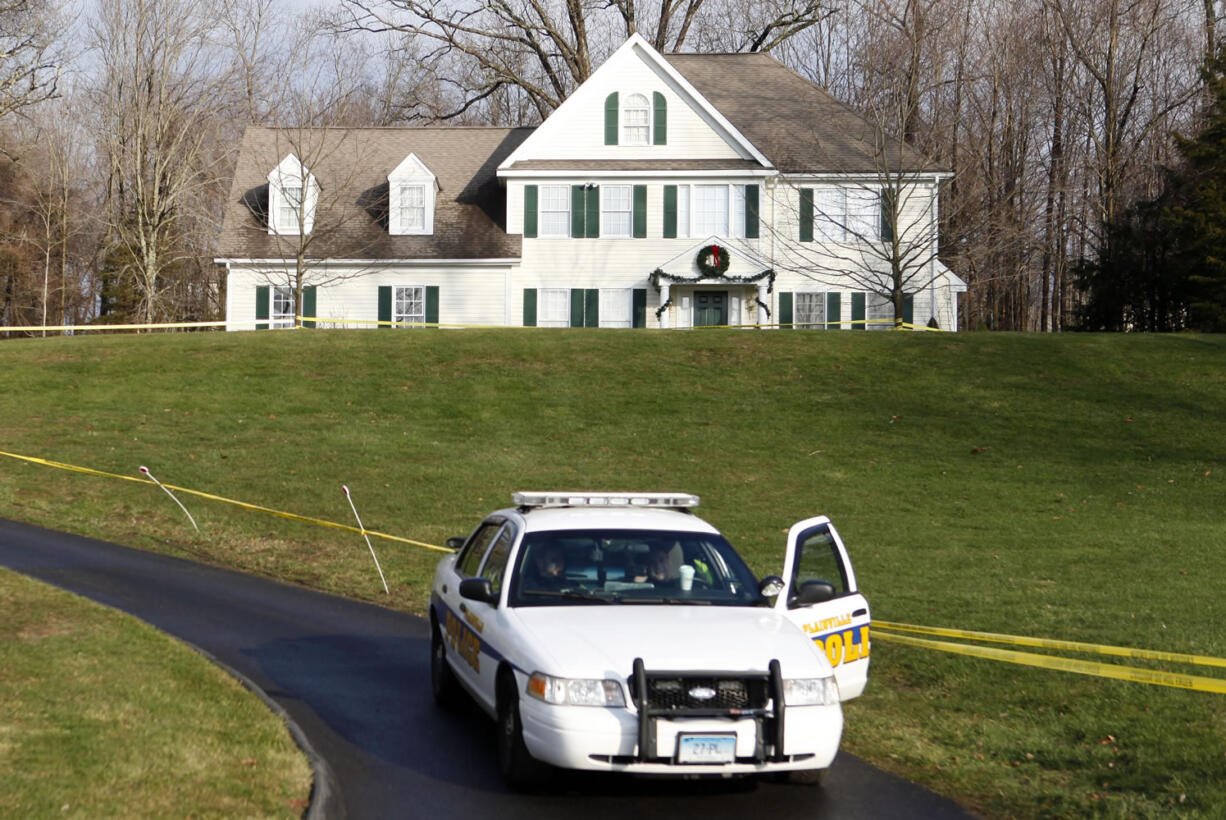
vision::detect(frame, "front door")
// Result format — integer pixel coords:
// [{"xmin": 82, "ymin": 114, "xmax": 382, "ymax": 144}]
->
[
  {"xmin": 776, "ymin": 516, "xmax": 872, "ymax": 700},
  {"xmin": 694, "ymin": 291, "xmax": 728, "ymax": 327}
]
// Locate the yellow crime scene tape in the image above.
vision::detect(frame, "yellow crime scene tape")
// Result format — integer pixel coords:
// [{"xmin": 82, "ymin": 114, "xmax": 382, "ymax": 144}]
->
[
  {"xmin": 875, "ymin": 620, "xmax": 1226, "ymax": 670},
  {"xmin": 0, "ymin": 449, "xmax": 451, "ymax": 554},
  {"xmin": 874, "ymin": 628, "xmax": 1226, "ymax": 695}
]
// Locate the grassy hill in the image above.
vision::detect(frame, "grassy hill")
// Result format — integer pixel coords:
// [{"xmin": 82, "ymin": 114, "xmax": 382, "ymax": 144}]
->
[{"xmin": 2, "ymin": 328, "xmax": 1224, "ymax": 817}]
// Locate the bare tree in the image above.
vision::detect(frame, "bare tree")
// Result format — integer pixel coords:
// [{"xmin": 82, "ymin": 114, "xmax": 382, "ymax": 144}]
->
[
  {"xmin": 92, "ymin": 0, "xmax": 238, "ymax": 325},
  {"xmin": 333, "ymin": 0, "xmax": 831, "ymax": 123},
  {"xmin": 0, "ymin": 0, "xmax": 62, "ymax": 126}
]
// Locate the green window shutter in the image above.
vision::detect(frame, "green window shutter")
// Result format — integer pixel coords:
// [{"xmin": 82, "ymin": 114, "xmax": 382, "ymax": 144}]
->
[
  {"xmin": 653, "ymin": 91, "xmax": 667, "ymax": 145},
  {"xmin": 523, "ymin": 185, "xmax": 538, "ymax": 238},
  {"xmin": 302, "ymin": 286, "xmax": 316, "ymax": 329},
  {"xmin": 632, "ymin": 288, "xmax": 647, "ymax": 328},
  {"xmin": 799, "ymin": 188, "xmax": 814, "ymax": 242},
  {"xmin": 903, "ymin": 294, "xmax": 914, "ymax": 325},
  {"xmin": 585, "ymin": 186, "xmax": 600, "ymax": 238},
  {"xmin": 605, "ymin": 92, "xmax": 619, "ymax": 145},
  {"xmin": 881, "ymin": 190, "xmax": 895, "ymax": 242},
  {"xmin": 426, "ymin": 286, "xmax": 439, "ymax": 326},
  {"xmin": 851, "ymin": 292, "xmax": 866, "ymax": 329},
  {"xmin": 633, "ymin": 185, "xmax": 647, "ymax": 238},
  {"xmin": 779, "ymin": 292, "xmax": 794, "ymax": 328},
  {"xmin": 663, "ymin": 185, "xmax": 677, "ymax": 239},
  {"xmin": 378, "ymin": 286, "xmax": 392, "ymax": 328},
  {"xmin": 826, "ymin": 292, "xmax": 841, "ymax": 329},
  {"xmin": 570, "ymin": 289, "xmax": 584, "ymax": 327},
  {"xmin": 255, "ymin": 285, "xmax": 269, "ymax": 330},
  {"xmin": 571, "ymin": 185, "xmax": 586, "ymax": 238},
  {"xmin": 523, "ymin": 288, "xmax": 537, "ymax": 326},
  {"xmin": 745, "ymin": 185, "xmax": 759, "ymax": 239},
  {"xmin": 584, "ymin": 288, "xmax": 599, "ymax": 327}
]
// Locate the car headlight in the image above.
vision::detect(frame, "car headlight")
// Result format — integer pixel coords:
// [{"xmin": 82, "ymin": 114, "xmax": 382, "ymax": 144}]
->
[
  {"xmin": 527, "ymin": 672, "xmax": 626, "ymax": 707},
  {"xmin": 782, "ymin": 676, "xmax": 840, "ymax": 706}
]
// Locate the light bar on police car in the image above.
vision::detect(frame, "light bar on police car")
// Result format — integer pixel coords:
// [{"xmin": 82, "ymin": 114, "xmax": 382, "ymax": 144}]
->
[{"xmin": 512, "ymin": 492, "xmax": 700, "ymax": 509}]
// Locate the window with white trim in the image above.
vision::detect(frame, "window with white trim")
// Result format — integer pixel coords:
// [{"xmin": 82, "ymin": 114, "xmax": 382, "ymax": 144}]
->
[
  {"xmin": 599, "ymin": 288, "xmax": 632, "ymax": 328},
  {"xmin": 676, "ymin": 185, "xmax": 691, "ymax": 238},
  {"xmin": 279, "ymin": 186, "xmax": 302, "ymax": 231},
  {"xmin": 539, "ymin": 185, "xmax": 570, "ymax": 238},
  {"xmin": 538, "ymin": 288, "xmax": 570, "ymax": 327},
  {"xmin": 813, "ymin": 187, "xmax": 881, "ymax": 242},
  {"xmin": 395, "ymin": 285, "xmax": 426, "ymax": 327},
  {"xmin": 794, "ymin": 292, "xmax": 826, "ymax": 329},
  {"xmin": 693, "ymin": 184, "xmax": 729, "ymax": 235},
  {"xmin": 601, "ymin": 185, "xmax": 633, "ymax": 238},
  {"xmin": 388, "ymin": 153, "xmax": 436, "ymax": 235},
  {"xmin": 399, "ymin": 184, "xmax": 426, "ymax": 232},
  {"xmin": 622, "ymin": 93, "xmax": 650, "ymax": 146},
  {"xmin": 268, "ymin": 154, "xmax": 317, "ymax": 235},
  {"xmin": 272, "ymin": 286, "xmax": 294, "ymax": 329},
  {"xmin": 847, "ymin": 188, "xmax": 879, "ymax": 240},
  {"xmin": 866, "ymin": 292, "xmax": 893, "ymax": 328}
]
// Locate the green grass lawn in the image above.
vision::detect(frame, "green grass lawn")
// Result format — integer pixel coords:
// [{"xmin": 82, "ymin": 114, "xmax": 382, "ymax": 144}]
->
[
  {"xmin": 0, "ymin": 569, "xmax": 312, "ymax": 818},
  {"xmin": 1, "ymin": 327, "xmax": 1224, "ymax": 818}
]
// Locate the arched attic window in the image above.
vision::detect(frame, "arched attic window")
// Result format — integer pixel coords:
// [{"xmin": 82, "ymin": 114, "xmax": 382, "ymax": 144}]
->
[{"xmin": 604, "ymin": 91, "xmax": 667, "ymax": 146}]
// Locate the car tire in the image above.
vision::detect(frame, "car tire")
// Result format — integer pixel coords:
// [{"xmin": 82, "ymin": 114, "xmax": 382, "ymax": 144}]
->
[
  {"xmin": 430, "ymin": 620, "xmax": 463, "ymax": 709},
  {"xmin": 497, "ymin": 674, "xmax": 547, "ymax": 791}
]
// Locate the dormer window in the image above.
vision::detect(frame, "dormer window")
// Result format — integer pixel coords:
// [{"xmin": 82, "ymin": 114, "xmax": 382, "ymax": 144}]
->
[
  {"xmin": 267, "ymin": 153, "xmax": 318, "ymax": 236},
  {"xmin": 389, "ymin": 153, "xmax": 436, "ymax": 235},
  {"xmin": 622, "ymin": 93, "xmax": 650, "ymax": 145}
]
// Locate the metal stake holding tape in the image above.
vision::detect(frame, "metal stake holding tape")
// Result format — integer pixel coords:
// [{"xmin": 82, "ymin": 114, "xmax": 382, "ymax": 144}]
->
[
  {"xmin": 139, "ymin": 466, "xmax": 199, "ymax": 531},
  {"xmin": 342, "ymin": 485, "xmax": 389, "ymax": 594}
]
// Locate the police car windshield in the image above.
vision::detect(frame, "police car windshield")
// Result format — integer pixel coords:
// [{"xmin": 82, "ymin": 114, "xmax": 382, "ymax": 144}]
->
[{"xmin": 508, "ymin": 529, "xmax": 762, "ymax": 607}]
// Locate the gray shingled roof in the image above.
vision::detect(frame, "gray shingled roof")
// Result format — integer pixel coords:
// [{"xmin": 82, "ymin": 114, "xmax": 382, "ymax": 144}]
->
[
  {"xmin": 665, "ymin": 53, "xmax": 939, "ymax": 174},
  {"xmin": 505, "ymin": 159, "xmax": 764, "ymax": 172},
  {"xmin": 217, "ymin": 126, "xmax": 533, "ymax": 260}
]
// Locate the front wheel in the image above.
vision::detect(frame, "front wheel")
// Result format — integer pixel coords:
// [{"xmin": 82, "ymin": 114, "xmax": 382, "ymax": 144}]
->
[
  {"xmin": 430, "ymin": 621, "xmax": 463, "ymax": 709},
  {"xmin": 497, "ymin": 675, "xmax": 548, "ymax": 791}
]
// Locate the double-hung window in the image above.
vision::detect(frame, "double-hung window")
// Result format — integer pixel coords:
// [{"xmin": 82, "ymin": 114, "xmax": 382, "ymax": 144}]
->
[
  {"xmin": 399, "ymin": 184, "xmax": 425, "ymax": 232},
  {"xmin": 279, "ymin": 186, "xmax": 302, "ymax": 232},
  {"xmin": 271, "ymin": 286, "xmax": 294, "ymax": 329},
  {"xmin": 599, "ymin": 288, "xmax": 632, "ymax": 328},
  {"xmin": 809, "ymin": 186, "xmax": 881, "ymax": 242},
  {"xmin": 601, "ymin": 185, "xmax": 633, "ymax": 238},
  {"xmin": 538, "ymin": 288, "xmax": 571, "ymax": 327},
  {"xmin": 794, "ymin": 292, "xmax": 826, "ymax": 330},
  {"xmin": 693, "ymin": 185, "xmax": 729, "ymax": 235},
  {"xmin": 622, "ymin": 93, "xmax": 650, "ymax": 145},
  {"xmin": 394, "ymin": 285, "xmax": 426, "ymax": 327},
  {"xmin": 539, "ymin": 185, "xmax": 570, "ymax": 238}
]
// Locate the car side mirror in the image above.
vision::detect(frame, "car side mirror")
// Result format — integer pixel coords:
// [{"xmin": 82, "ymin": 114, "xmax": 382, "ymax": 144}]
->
[
  {"xmin": 446, "ymin": 536, "xmax": 466, "ymax": 550},
  {"xmin": 459, "ymin": 578, "xmax": 498, "ymax": 605},
  {"xmin": 759, "ymin": 575, "xmax": 785, "ymax": 598},
  {"xmin": 791, "ymin": 580, "xmax": 836, "ymax": 606}
]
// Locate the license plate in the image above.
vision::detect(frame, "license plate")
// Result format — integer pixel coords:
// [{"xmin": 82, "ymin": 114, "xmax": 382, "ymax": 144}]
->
[{"xmin": 676, "ymin": 733, "xmax": 736, "ymax": 764}]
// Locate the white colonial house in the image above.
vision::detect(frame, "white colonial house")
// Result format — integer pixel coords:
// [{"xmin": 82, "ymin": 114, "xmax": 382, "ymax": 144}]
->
[{"xmin": 217, "ymin": 34, "xmax": 966, "ymax": 332}]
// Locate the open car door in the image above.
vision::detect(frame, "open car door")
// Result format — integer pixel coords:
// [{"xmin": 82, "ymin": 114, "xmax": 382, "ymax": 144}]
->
[{"xmin": 775, "ymin": 516, "xmax": 871, "ymax": 700}]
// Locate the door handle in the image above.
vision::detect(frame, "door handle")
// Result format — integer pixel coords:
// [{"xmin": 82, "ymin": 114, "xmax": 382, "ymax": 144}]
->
[
  {"xmin": 853, "ymin": 608, "xmax": 867, "ymax": 617},
  {"xmin": 460, "ymin": 603, "xmax": 468, "ymax": 614}
]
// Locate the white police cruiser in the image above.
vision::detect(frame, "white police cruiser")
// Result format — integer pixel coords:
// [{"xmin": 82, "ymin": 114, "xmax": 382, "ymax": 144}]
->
[{"xmin": 429, "ymin": 492, "xmax": 870, "ymax": 789}]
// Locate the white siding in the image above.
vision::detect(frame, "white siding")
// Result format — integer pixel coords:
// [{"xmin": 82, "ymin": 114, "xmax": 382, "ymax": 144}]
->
[{"xmin": 504, "ymin": 44, "xmax": 750, "ymax": 165}]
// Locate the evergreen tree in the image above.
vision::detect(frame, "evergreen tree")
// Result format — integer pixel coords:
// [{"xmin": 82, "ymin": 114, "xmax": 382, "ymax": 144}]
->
[{"xmin": 1078, "ymin": 50, "xmax": 1226, "ymax": 332}]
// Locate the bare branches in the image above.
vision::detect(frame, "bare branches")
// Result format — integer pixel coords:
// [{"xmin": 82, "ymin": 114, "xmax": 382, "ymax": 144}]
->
[{"xmin": 0, "ymin": 0, "xmax": 62, "ymax": 121}]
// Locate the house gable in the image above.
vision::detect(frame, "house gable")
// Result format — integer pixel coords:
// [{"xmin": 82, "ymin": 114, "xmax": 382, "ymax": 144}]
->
[{"xmin": 498, "ymin": 34, "xmax": 770, "ymax": 171}]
